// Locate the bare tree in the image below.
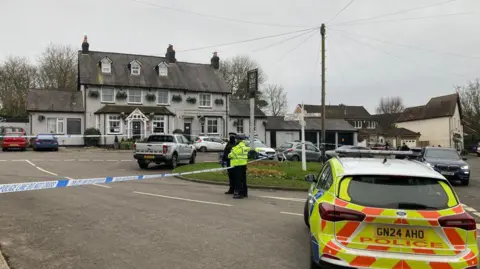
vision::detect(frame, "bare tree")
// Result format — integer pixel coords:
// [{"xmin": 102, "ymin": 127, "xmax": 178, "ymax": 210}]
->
[
  {"xmin": 458, "ymin": 79, "xmax": 480, "ymax": 133},
  {"xmin": 220, "ymin": 55, "xmax": 268, "ymax": 107},
  {"xmin": 376, "ymin": 96, "xmax": 405, "ymax": 114},
  {"xmin": 0, "ymin": 56, "xmax": 37, "ymax": 117},
  {"xmin": 37, "ymin": 44, "xmax": 77, "ymax": 90},
  {"xmin": 263, "ymin": 84, "xmax": 287, "ymax": 116}
]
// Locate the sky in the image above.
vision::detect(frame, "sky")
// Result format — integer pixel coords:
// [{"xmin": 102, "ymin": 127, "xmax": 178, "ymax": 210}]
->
[{"xmin": 1, "ymin": 0, "xmax": 479, "ymax": 114}]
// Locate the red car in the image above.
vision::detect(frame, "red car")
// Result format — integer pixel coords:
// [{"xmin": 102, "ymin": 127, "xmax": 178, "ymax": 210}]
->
[{"xmin": 2, "ymin": 132, "xmax": 28, "ymax": 151}]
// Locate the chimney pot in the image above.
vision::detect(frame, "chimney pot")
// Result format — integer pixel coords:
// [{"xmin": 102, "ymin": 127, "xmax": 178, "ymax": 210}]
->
[
  {"xmin": 81, "ymin": 35, "xmax": 89, "ymax": 54},
  {"xmin": 211, "ymin": 52, "xmax": 220, "ymax": 70},
  {"xmin": 165, "ymin": 44, "xmax": 176, "ymax": 63}
]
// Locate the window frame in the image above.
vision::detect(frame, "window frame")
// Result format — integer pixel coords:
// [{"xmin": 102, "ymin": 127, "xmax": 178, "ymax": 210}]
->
[
  {"xmin": 316, "ymin": 163, "xmax": 332, "ymax": 191},
  {"xmin": 101, "ymin": 87, "xmax": 115, "ymax": 103},
  {"xmin": 151, "ymin": 116, "xmax": 165, "ymax": 134},
  {"xmin": 131, "ymin": 63, "xmax": 141, "ymax": 76},
  {"xmin": 236, "ymin": 119, "xmax": 244, "ymax": 134},
  {"xmin": 157, "ymin": 90, "xmax": 169, "ymax": 105},
  {"xmin": 46, "ymin": 117, "xmax": 65, "ymax": 134},
  {"xmin": 159, "ymin": 65, "xmax": 168, "ymax": 76},
  {"xmin": 128, "ymin": 89, "xmax": 143, "ymax": 104},
  {"xmin": 207, "ymin": 118, "xmax": 218, "ymax": 134},
  {"xmin": 66, "ymin": 118, "xmax": 82, "ymax": 135},
  {"xmin": 199, "ymin": 93, "xmax": 212, "ymax": 108},
  {"xmin": 107, "ymin": 115, "xmax": 122, "ymax": 135},
  {"xmin": 101, "ymin": 62, "xmax": 111, "ymax": 74}
]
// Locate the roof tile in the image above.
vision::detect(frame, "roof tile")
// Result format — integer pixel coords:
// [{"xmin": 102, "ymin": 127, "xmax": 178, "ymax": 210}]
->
[{"xmin": 26, "ymin": 89, "xmax": 84, "ymax": 112}]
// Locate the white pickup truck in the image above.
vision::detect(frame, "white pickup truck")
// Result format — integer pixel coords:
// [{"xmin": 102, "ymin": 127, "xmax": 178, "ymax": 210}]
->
[{"xmin": 133, "ymin": 134, "xmax": 196, "ymax": 169}]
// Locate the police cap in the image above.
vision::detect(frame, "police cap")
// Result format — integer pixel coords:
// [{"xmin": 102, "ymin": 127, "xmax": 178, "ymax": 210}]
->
[
  {"xmin": 228, "ymin": 132, "xmax": 237, "ymax": 137},
  {"xmin": 235, "ymin": 135, "xmax": 248, "ymax": 140}
]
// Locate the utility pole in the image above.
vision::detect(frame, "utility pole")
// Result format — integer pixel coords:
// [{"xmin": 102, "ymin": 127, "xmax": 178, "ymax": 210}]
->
[
  {"xmin": 320, "ymin": 24, "xmax": 326, "ymax": 161},
  {"xmin": 247, "ymin": 69, "xmax": 258, "ymax": 149},
  {"xmin": 300, "ymin": 103, "xmax": 307, "ymax": 171}
]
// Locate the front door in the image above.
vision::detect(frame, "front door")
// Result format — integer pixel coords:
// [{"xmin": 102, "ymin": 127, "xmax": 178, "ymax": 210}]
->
[
  {"xmin": 184, "ymin": 122, "xmax": 192, "ymax": 141},
  {"xmin": 270, "ymin": 131, "xmax": 277, "ymax": 148},
  {"xmin": 132, "ymin": 121, "xmax": 141, "ymax": 140}
]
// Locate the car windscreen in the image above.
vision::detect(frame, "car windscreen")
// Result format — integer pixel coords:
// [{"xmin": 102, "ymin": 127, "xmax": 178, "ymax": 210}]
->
[
  {"xmin": 338, "ymin": 175, "xmax": 455, "ymax": 210},
  {"xmin": 147, "ymin": 135, "xmax": 174, "ymax": 143},
  {"xmin": 279, "ymin": 143, "xmax": 293, "ymax": 148},
  {"xmin": 425, "ymin": 149, "xmax": 460, "ymax": 160},
  {"xmin": 37, "ymin": 135, "xmax": 55, "ymax": 140},
  {"xmin": 253, "ymin": 141, "xmax": 267, "ymax": 148},
  {"xmin": 6, "ymin": 133, "xmax": 22, "ymax": 137}
]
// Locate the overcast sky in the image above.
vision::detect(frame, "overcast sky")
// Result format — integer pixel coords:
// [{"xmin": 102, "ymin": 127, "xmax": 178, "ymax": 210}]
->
[{"xmin": 1, "ymin": 0, "xmax": 479, "ymax": 114}]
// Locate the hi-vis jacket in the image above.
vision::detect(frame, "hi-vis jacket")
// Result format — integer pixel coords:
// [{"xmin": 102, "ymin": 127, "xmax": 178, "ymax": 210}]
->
[{"xmin": 228, "ymin": 141, "xmax": 250, "ymax": 167}]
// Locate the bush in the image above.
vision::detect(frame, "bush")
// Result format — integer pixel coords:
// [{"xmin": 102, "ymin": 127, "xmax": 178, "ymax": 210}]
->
[
  {"xmin": 84, "ymin": 128, "xmax": 101, "ymax": 147},
  {"xmin": 120, "ymin": 141, "xmax": 134, "ymax": 150},
  {"xmin": 173, "ymin": 129, "xmax": 183, "ymax": 134}
]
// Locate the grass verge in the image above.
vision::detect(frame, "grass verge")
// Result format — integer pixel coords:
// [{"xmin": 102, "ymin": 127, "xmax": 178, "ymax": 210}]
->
[{"xmin": 173, "ymin": 161, "xmax": 322, "ymax": 189}]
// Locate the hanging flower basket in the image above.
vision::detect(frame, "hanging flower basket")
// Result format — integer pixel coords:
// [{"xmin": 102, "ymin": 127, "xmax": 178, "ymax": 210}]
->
[
  {"xmin": 116, "ymin": 91, "xmax": 127, "ymax": 100},
  {"xmin": 214, "ymin": 99, "xmax": 224, "ymax": 105},
  {"xmin": 146, "ymin": 93, "xmax": 156, "ymax": 102},
  {"xmin": 186, "ymin": 97, "xmax": 197, "ymax": 104},
  {"xmin": 172, "ymin": 95, "xmax": 182, "ymax": 102},
  {"xmin": 88, "ymin": 90, "xmax": 99, "ymax": 98}
]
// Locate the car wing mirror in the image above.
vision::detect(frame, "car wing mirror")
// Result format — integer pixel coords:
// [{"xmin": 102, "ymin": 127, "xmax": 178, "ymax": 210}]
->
[{"xmin": 304, "ymin": 174, "xmax": 317, "ymax": 183}]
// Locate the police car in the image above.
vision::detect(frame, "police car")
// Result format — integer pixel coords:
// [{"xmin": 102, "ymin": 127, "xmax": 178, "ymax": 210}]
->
[{"xmin": 304, "ymin": 149, "xmax": 478, "ymax": 269}]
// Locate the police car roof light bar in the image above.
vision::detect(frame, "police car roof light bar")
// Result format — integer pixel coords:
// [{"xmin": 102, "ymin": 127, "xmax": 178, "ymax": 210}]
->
[{"xmin": 334, "ymin": 149, "xmax": 420, "ymax": 157}]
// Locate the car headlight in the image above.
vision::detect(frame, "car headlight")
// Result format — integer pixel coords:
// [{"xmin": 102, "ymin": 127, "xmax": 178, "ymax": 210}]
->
[{"xmin": 461, "ymin": 165, "xmax": 469, "ymax": 170}]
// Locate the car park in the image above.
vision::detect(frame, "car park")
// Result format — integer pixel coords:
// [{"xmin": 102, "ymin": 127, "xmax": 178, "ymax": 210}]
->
[
  {"xmin": 32, "ymin": 134, "xmax": 59, "ymax": 151},
  {"xmin": 277, "ymin": 141, "xmax": 322, "ymax": 162},
  {"xmin": 193, "ymin": 136, "xmax": 226, "ymax": 152},
  {"xmin": 2, "ymin": 132, "xmax": 28, "ymax": 151},
  {"xmin": 303, "ymin": 148, "xmax": 478, "ymax": 269},
  {"xmin": 419, "ymin": 147, "xmax": 470, "ymax": 186}
]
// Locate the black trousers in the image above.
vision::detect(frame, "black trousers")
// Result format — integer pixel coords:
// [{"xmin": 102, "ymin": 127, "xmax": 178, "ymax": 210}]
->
[
  {"xmin": 234, "ymin": 165, "xmax": 247, "ymax": 196},
  {"xmin": 227, "ymin": 166, "xmax": 234, "ymax": 190}
]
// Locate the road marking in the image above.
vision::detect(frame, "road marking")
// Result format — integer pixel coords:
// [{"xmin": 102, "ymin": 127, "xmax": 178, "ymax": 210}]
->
[
  {"xmin": 473, "ymin": 212, "xmax": 480, "ymax": 218},
  {"xmin": 259, "ymin": 196, "xmax": 305, "ymax": 202},
  {"xmin": 106, "ymin": 160, "xmax": 117, "ymax": 162},
  {"xmin": 25, "ymin": 160, "xmax": 59, "ymax": 176},
  {"xmin": 133, "ymin": 191, "xmax": 233, "ymax": 207},
  {"xmin": 463, "ymin": 206, "xmax": 476, "ymax": 212},
  {"xmin": 12, "ymin": 159, "xmax": 24, "ymax": 162},
  {"xmin": 477, "ymin": 224, "xmax": 480, "ymax": 230},
  {"xmin": 92, "ymin": 183, "xmax": 112, "ymax": 189},
  {"xmin": 64, "ymin": 159, "xmax": 74, "ymax": 162},
  {"xmin": 280, "ymin": 212, "xmax": 303, "ymax": 216},
  {"xmin": 78, "ymin": 159, "xmax": 89, "ymax": 162},
  {"xmin": 0, "ymin": 160, "xmax": 6, "ymax": 162},
  {"xmin": 121, "ymin": 160, "xmax": 132, "ymax": 162},
  {"xmin": 93, "ymin": 160, "xmax": 104, "ymax": 162}
]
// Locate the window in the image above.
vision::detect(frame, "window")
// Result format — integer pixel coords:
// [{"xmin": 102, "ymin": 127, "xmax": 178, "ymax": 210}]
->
[
  {"xmin": 353, "ymin": 121, "xmax": 362, "ymax": 128},
  {"xmin": 108, "ymin": 115, "xmax": 122, "ymax": 134},
  {"xmin": 148, "ymin": 135, "xmax": 174, "ymax": 143},
  {"xmin": 101, "ymin": 88, "xmax": 115, "ymax": 103},
  {"xmin": 46, "ymin": 118, "xmax": 64, "ymax": 134},
  {"xmin": 236, "ymin": 119, "xmax": 244, "ymax": 133},
  {"xmin": 207, "ymin": 118, "xmax": 218, "ymax": 134},
  {"xmin": 67, "ymin": 118, "xmax": 82, "ymax": 135},
  {"xmin": 128, "ymin": 89, "xmax": 142, "ymax": 104},
  {"xmin": 159, "ymin": 66, "xmax": 168, "ymax": 76},
  {"xmin": 338, "ymin": 176, "xmax": 454, "ymax": 210},
  {"xmin": 199, "ymin": 93, "xmax": 212, "ymax": 107},
  {"xmin": 316, "ymin": 164, "xmax": 332, "ymax": 190},
  {"xmin": 131, "ymin": 63, "xmax": 141, "ymax": 75},
  {"xmin": 425, "ymin": 148, "xmax": 461, "ymax": 160},
  {"xmin": 157, "ymin": 90, "xmax": 169, "ymax": 105},
  {"xmin": 152, "ymin": 116, "xmax": 165, "ymax": 134},
  {"xmin": 101, "ymin": 63, "xmax": 111, "ymax": 74}
]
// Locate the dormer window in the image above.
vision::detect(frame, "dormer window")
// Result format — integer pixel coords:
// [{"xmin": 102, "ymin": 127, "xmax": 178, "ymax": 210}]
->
[
  {"xmin": 157, "ymin": 62, "xmax": 169, "ymax": 77},
  {"xmin": 130, "ymin": 60, "xmax": 141, "ymax": 76},
  {"xmin": 100, "ymin": 57, "xmax": 112, "ymax": 74}
]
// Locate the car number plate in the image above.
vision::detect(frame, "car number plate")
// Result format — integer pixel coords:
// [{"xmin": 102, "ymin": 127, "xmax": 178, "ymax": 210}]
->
[
  {"xmin": 441, "ymin": 171, "xmax": 454, "ymax": 176},
  {"xmin": 143, "ymin": 155, "xmax": 155, "ymax": 159},
  {"xmin": 10, "ymin": 144, "xmax": 18, "ymax": 147},
  {"xmin": 375, "ymin": 226, "xmax": 426, "ymax": 240}
]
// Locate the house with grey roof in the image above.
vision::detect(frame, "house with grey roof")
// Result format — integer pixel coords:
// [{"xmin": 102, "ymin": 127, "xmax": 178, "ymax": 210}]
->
[
  {"xmin": 395, "ymin": 93, "xmax": 463, "ymax": 149},
  {"xmin": 228, "ymin": 99, "xmax": 267, "ymax": 141},
  {"xmin": 26, "ymin": 89, "xmax": 85, "ymax": 145},
  {"xmin": 77, "ymin": 36, "xmax": 231, "ymax": 145}
]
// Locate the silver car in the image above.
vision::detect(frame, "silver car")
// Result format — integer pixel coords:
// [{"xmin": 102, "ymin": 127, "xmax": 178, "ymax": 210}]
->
[{"xmin": 277, "ymin": 141, "xmax": 322, "ymax": 162}]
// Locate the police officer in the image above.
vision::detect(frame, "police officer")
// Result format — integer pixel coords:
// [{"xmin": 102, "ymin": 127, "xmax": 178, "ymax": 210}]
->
[
  {"xmin": 222, "ymin": 132, "xmax": 237, "ymax": 194},
  {"xmin": 228, "ymin": 135, "xmax": 250, "ymax": 199}
]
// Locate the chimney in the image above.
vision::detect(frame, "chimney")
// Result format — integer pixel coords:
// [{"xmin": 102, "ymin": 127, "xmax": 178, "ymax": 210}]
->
[
  {"xmin": 81, "ymin": 35, "xmax": 89, "ymax": 54},
  {"xmin": 211, "ymin": 52, "xmax": 220, "ymax": 70},
  {"xmin": 165, "ymin": 44, "xmax": 176, "ymax": 63}
]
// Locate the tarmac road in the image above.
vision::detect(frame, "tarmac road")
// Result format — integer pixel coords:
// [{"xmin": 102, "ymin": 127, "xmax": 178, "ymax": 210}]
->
[{"xmin": 0, "ymin": 150, "xmax": 478, "ymax": 269}]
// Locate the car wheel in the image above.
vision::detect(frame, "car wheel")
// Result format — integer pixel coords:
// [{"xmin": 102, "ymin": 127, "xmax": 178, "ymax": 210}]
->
[
  {"xmin": 477, "ymin": 153, "xmax": 480, "ymax": 157},
  {"xmin": 189, "ymin": 151, "xmax": 196, "ymax": 164},
  {"xmin": 2, "ymin": 148, "xmax": 6, "ymax": 152},
  {"xmin": 461, "ymin": 179, "xmax": 470, "ymax": 186},
  {"xmin": 138, "ymin": 160, "xmax": 149, "ymax": 169},
  {"xmin": 169, "ymin": 153, "xmax": 178, "ymax": 169},
  {"xmin": 200, "ymin": 146, "xmax": 207, "ymax": 152},
  {"xmin": 304, "ymin": 199, "xmax": 310, "ymax": 228},
  {"xmin": 292, "ymin": 155, "xmax": 300, "ymax": 162}
]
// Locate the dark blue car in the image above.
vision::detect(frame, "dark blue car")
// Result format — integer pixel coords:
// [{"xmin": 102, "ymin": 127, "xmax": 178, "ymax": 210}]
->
[{"xmin": 33, "ymin": 134, "xmax": 59, "ymax": 151}]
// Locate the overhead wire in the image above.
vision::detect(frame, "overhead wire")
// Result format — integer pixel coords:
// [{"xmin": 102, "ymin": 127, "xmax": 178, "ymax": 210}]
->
[
  {"xmin": 177, "ymin": 27, "xmax": 320, "ymax": 52},
  {"xmin": 327, "ymin": 0, "xmax": 356, "ymax": 24},
  {"xmin": 330, "ymin": 28, "xmax": 480, "ymax": 60},
  {"xmin": 270, "ymin": 31, "xmax": 319, "ymax": 65},
  {"xmin": 130, "ymin": 0, "xmax": 309, "ymax": 28},
  {"xmin": 252, "ymin": 28, "xmax": 318, "ymax": 52},
  {"xmin": 329, "ymin": 0, "xmax": 457, "ymax": 26}
]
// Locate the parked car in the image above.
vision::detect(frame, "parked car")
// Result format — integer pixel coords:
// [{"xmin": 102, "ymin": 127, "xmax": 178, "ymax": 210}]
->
[
  {"xmin": 194, "ymin": 136, "xmax": 226, "ymax": 152},
  {"xmin": 2, "ymin": 132, "xmax": 28, "ymax": 151},
  {"xmin": 325, "ymin": 145, "xmax": 372, "ymax": 160},
  {"xmin": 419, "ymin": 147, "xmax": 470, "ymax": 186},
  {"xmin": 133, "ymin": 134, "xmax": 196, "ymax": 169},
  {"xmin": 248, "ymin": 140, "xmax": 276, "ymax": 160},
  {"xmin": 32, "ymin": 134, "xmax": 59, "ymax": 151},
  {"xmin": 0, "ymin": 127, "xmax": 25, "ymax": 143},
  {"xmin": 277, "ymin": 141, "xmax": 322, "ymax": 162}
]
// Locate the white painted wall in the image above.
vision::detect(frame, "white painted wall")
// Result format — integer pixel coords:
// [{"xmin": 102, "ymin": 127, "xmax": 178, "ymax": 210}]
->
[
  {"xmin": 396, "ymin": 117, "xmax": 450, "ymax": 147},
  {"xmin": 82, "ymin": 86, "xmax": 229, "ymax": 144},
  {"xmin": 265, "ymin": 131, "xmax": 300, "ymax": 148},
  {"xmin": 227, "ymin": 117, "xmax": 267, "ymax": 142},
  {"xmin": 30, "ymin": 112, "xmax": 85, "ymax": 145}
]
